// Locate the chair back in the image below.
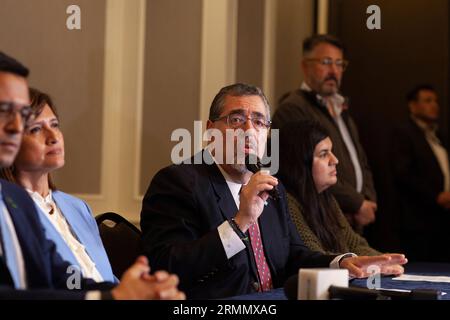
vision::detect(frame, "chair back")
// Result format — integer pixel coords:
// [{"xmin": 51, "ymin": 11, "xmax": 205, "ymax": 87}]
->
[{"xmin": 95, "ymin": 212, "xmax": 142, "ymax": 279}]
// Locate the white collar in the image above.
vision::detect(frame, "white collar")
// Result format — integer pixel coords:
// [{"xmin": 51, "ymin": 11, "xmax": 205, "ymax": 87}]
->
[
  {"xmin": 207, "ymin": 149, "xmax": 245, "ymax": 205},
  {"xmin": 301, "ymin": 81, "xmax": 345, "ymax": 105},
  {"xmin": 301, "ymin": 82, "xmax": 346, "ymax": 117},
  {"xmin": 27, "ymin": 189, "xmax": 52, "ymax": 202},
  {"xmin": 27, "ymin": 189, "xmax": 55, "ymax": 215},
  {"xmin": 215, "ymin": 162, "xmax": 242, "ymax": 202}
]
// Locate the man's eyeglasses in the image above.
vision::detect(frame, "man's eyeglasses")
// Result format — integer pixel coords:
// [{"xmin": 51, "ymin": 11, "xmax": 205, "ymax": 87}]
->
[
  {"xmin": 305, "ymin": 57, "xmax": 349, "ymax": 71},
  {"xmin": 213, "ymin": 112, "xmax": 272, "ymax": 131},
  {"xmin": 0, "ymin": 101, "xmax": 33, "ymax": 122}
]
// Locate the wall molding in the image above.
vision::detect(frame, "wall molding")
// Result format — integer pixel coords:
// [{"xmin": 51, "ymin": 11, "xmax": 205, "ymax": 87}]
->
[
  {"xmin": 262, "ymin": 0, "xmax": 277, "ymax": 107},
  {"xmin": 199, "ymin": 0, "xmax": 238, "ymax": 125},
  {"xmin": 317, "ymin": 0, "xmax": 329, "ymax": 34},
  {"xmin": 75, "ymin": 0, "xmax": 146, "ymax": 223}
]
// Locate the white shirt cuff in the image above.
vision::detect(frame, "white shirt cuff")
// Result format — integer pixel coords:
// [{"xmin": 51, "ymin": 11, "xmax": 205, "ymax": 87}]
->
[
  {"xmin": 218, "ymin": 221, "xmax": 246, "ymax": 259},
  {"xmin": 329, "ymin": 252, "xmax": 357, "ymax": 269},
  {"xmin": 85, "ymin": 290, "xmax": 102, "ymax": 300}
]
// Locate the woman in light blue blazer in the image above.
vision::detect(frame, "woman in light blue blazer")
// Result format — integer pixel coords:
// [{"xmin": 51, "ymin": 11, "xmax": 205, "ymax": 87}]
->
[{"xmin": 0, "ymin": 88, "xmax": 117, "ymax": 283}]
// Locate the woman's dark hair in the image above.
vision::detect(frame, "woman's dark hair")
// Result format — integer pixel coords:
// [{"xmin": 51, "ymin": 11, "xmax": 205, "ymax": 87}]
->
[
  {"xmin": 0, "ymin": 87, "xmax": 59, "ymax": 190},
  {"xmin": 278, "ymin": 120, "xmax": 344, "ymax": 252}
]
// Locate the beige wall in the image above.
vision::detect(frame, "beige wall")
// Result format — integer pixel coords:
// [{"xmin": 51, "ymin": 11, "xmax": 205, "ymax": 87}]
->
[
  {"xmin": 0, "ymin": 0, "xmax": 106, "ymax": 194},
  {"xmin": 139, "ymin": 0, "xmax": 202, "ymax": 194},
  {"xmin": 0, "ymin": 0, "xmax": 315, "ymax": 221},
  {"xmin": 236, "ymin": 0, "xmax": 264, "ymax": 88},
  {"xmin": 274, "ymin": 0, "xmax": 314, "ymax": 107}
]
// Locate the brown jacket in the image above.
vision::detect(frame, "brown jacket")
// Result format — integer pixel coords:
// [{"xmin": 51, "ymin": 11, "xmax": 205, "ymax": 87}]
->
[{"xmin": 273, "ymin": 89, "xmax": 377, "ymax": 215}]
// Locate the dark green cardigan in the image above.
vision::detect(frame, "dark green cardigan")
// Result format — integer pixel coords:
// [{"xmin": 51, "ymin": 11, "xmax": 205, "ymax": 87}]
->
[{"xmin": 287, "ymin": 192, "xmax": 381, "ymax": 256}]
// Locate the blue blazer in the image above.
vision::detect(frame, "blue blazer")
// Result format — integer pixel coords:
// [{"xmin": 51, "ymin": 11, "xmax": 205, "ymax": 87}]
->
[
  {"xmin": 0, "ymin": 179, "xmax": 110, "ymax": 299},
  {"xmin": 34, "ymin": 191, "xmax": 117, "ymax": 283}
]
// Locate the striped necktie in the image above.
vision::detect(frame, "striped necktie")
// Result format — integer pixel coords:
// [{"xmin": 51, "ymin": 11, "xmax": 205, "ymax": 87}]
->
[
  {"xmin": 248, "ymin": 222, "xmax": 273, "ymax": 291},
  {"xmin": 237, "ymin": 185, "xmax": 273, "ymax": 291}
]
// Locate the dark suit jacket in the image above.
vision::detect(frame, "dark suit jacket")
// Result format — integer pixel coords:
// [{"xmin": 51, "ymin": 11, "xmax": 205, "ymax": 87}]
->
[
  {"xmin": 140, "ymin": 152, "xmax": 336, "ymax": 299},
  {"xmin": 273, "ymin": 89, "xmax": 377, "ymax": 215},
  {"xmin": 390, "ymin": 118, "xmax": 450, "ymax": 262},
  {"xmin": 0, "ymin": 179, "xmax": 113, "ymax": 299}
]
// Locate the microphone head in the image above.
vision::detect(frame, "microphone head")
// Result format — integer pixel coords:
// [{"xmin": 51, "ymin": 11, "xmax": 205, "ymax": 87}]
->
[
  {"xmin": 245, "ymin": 154, "xmax": 261, "ymax": 173},
  {"xmin": 244, "ymin": 153, "xmax": 279, "ymax": 201}
]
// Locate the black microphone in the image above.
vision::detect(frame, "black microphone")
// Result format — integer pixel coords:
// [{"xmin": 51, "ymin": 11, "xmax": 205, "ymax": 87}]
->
[
  {"xmin": 245, "ymin": 154, "xmax": 279, "ymax": 201},
  {"xmin": 283, "ymin": 274, "xmax": 442, "ymax": 300}
]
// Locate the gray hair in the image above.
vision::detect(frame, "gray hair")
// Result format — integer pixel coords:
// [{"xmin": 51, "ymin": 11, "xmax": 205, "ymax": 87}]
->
[{"xmin": 208, "ymin": 83, "xmax": 271, "ymax": 121}]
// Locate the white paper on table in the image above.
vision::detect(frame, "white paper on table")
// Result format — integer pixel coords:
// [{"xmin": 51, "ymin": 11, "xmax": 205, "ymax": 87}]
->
[
  {"xmin": 378, "ymin": 287, "xmax": 447, "ymax": 296},
  {"xmin": 393, "ymin": 274, "xmax": 450, "ymax": 283},
  {"xmin": 379, "ymin": 288, "xmax": 411, "ymax": 292}
]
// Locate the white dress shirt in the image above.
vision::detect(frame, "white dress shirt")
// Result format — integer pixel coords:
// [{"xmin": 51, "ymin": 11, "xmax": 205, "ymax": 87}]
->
[
  {"xmin": 29, "ymin": 190, "xmax": 104, "ymax": 282},
  {"xmin": 215, "ymin": 162, "xmax": 247, "ymax": 259},
  {"xmin": 412, "ymin": 116, "xmax": 450, "ymax": 192}
]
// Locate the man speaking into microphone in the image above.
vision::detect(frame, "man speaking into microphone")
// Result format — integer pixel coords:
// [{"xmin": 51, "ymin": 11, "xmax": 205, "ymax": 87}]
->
[{"xmin": 140, "ymin": 83, "xmax": 406, "ymax": 299}]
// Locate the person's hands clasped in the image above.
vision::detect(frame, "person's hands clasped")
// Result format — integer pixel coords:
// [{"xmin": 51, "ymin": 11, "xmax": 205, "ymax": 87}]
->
[
  {"xmin": 339, "ymin": 253, "xmax": 407, "ymax": 278},
  {"xmin": 234, "ymin": 171, "xmax": 278, "ymax": 233},
  {"xmin": 111, "ymin": 256, "xmax": 186, "ymax": 300}
]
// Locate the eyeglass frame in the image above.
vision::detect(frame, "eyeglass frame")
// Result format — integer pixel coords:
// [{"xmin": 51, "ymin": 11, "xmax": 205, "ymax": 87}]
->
[
  {"xmin": 0, "ymin": 101, "xmax": 33, "ymax": 123},
  {"xmin": 304, "ymin": 57, "xmax": 349, "ymax": 71},
  {"xmin": 212, "ymin": 111, "xmax": 272, "ymax": 131}
]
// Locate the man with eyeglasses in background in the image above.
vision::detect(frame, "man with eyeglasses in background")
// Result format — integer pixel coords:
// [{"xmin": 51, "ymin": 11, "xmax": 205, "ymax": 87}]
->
[
  {"xmin": 272, "ymin": 34, "xmax": 378, "ymax": 234},
  {"xmin": 140, "ymin": 83, "xmax": 407, "ymax": 299}
]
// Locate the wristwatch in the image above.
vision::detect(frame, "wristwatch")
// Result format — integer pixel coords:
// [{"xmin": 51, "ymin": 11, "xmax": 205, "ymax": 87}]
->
[{"xmin": 228, "ymin": 218, "xmax": 248, "ymax": 242}]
